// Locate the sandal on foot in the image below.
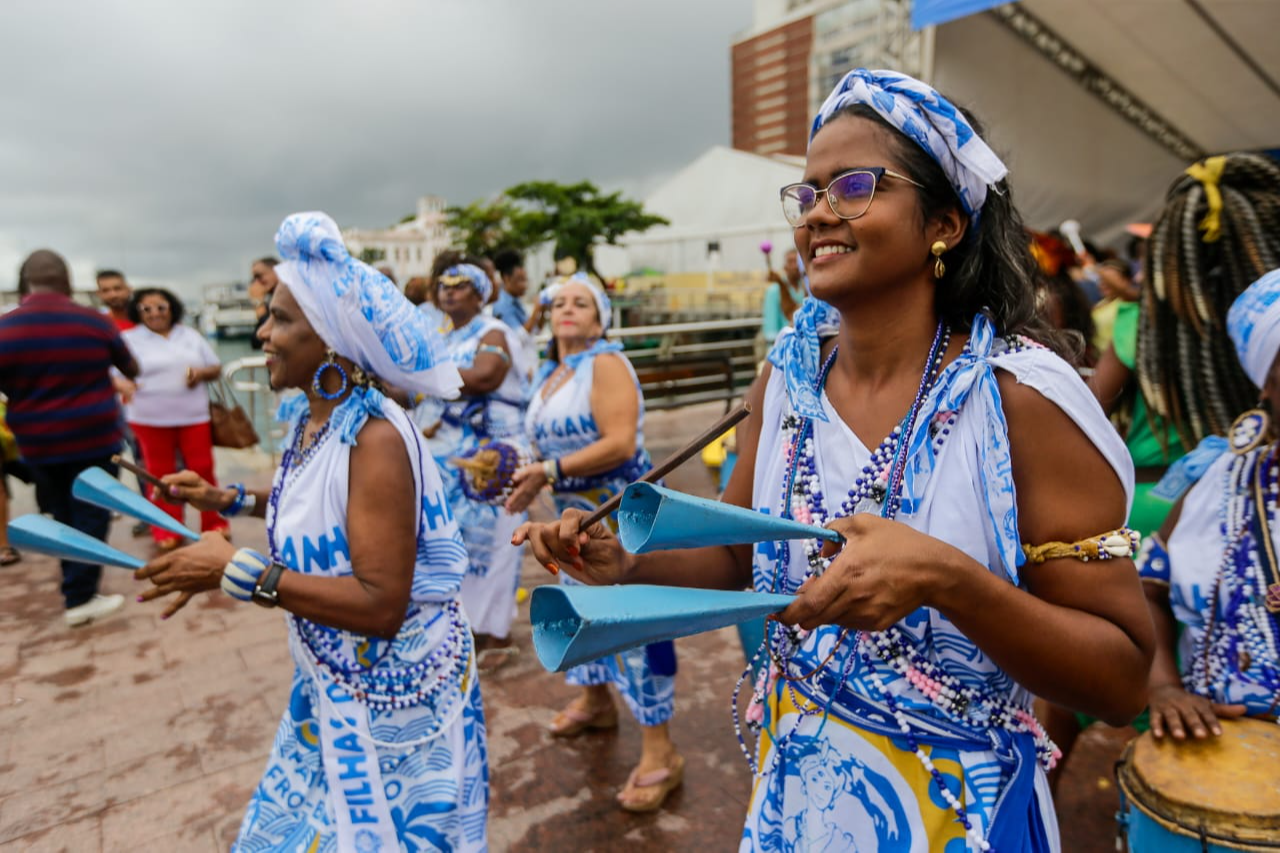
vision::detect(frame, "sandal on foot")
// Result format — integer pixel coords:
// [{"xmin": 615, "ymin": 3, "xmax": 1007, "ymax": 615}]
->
[
  {"xmin": 548, "ymin": 702, "xmax": 618, "ymax": 737},
  {"xmin": 476, "ymin": 645, "xmax": 519, "ymax": 672},
  {"xmin": 0, "ymin": 546, "xmax": 19, "ymax": 566},
  {"xmin": 617, "ymin": 753, "xmax": 685, "ymax": 813}
]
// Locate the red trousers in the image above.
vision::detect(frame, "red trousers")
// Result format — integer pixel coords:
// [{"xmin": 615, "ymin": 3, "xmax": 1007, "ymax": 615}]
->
[{"xmin": 129, "ymin": 421, "xmax": 228, "ymax": 542}]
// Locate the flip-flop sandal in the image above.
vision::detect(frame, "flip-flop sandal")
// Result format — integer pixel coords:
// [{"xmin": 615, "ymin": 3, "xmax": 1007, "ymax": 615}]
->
[
  {"xmin": 0, "ymin": 547, "xmax": 20, "ymax": 566},
  {"xmin": 476, "ymin": 645, "xmax": 519, "ymax": 672},
  {"xmin": 617, "ymin": 753, "xmax": 685, "ymax": 813},
  {"xmin": 548, "ymin": 702, "xmax": 619, "ymax": 737}
]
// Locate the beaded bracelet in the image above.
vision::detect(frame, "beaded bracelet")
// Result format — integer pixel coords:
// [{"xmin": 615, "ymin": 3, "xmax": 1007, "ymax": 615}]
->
[
  {"xmin": 221, "ymin": 548, "xmax": 269, "ymax": 602},
  {"xmin": 1022, "ymin": 526, "xmax": 1140, "ymax": 564},
  {"xmin": 222, "ymin": 483, "xmax": 248, "ymax": 518}
]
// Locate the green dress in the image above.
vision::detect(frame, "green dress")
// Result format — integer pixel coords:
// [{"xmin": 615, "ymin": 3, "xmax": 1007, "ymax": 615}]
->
[{"xmin": 1113, "ymin": 301, "xmax": 1186, "ymax": 537}]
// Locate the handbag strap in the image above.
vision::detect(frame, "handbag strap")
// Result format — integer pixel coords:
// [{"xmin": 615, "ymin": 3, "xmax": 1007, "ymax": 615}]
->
[{"xmin": 209, "ymin": 377, "xmax": 238, "ymax": 408}]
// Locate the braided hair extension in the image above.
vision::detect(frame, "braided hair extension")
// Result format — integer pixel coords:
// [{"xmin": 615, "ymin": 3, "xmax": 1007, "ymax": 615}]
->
[{"xmin": 1136, "ymin": 152, "xmax": 1280, "ymax": 448}]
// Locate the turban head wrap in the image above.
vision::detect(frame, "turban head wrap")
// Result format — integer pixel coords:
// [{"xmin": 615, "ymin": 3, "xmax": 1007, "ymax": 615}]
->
[
  {"xmin": 273, "ymin": 211, "xmax": 461, "ymax": 401},
  {"xmin": 810, "ymin": 68, "xmax": 1008, "ymax": 221},
  {"xmin": 1227, "ymin": 267, "xmax": 1280, "ymax": 388},
  {"xmin": 439, "ymin": 264, "xmax": 493, "ymax": 304},
  {"xmin": 772, "ymin": 69, "xmax": 1009, "ymax": 421},
  {"xmin": 538, "ymin": 272, "xmax": 612, "ymax": 332}
]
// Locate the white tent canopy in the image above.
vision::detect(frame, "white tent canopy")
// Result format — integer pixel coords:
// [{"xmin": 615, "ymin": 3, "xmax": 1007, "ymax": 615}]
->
[
  {"xmin": 931, "ymin": 0, "xmax": 1280, "ymax": 244},
  {"xmin": 619, "ymin": 146, "xmax": 802, "ymax": 275}
]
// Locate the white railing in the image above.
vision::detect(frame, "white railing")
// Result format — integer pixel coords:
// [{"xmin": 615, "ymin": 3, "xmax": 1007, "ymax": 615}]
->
[{"xmin": 224, "ymin": 316, "xmax": 763, "ymax": 420}]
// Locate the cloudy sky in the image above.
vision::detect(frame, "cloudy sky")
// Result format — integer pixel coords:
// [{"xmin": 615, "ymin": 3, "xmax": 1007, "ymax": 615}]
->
[{"xmin": 0, "ymin": 0, "xmax": 752, "ymax": 297}]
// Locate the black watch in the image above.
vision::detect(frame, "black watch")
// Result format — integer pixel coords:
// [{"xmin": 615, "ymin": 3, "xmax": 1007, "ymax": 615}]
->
[{"xmin": 252, "ymin": 562, "xmax": 286, "ymax": 608}]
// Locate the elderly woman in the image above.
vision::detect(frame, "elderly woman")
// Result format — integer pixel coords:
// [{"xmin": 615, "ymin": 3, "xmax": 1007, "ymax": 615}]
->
[
  {"xmin": 425, "ymin": 259, "xmax": 528, "ymax": 667},
  {"xmin": 506, "ymin": 273, "xmax": 683, "ymax": 812},
  {"xmin": 517, "ymin": 69, "xmax": 1154, "ymax": 850},
  {"xmin": 136, "ymin": 212, "xmax": 487, "ymax": 852},
  {"xmin": 121, "ymin": 287, "xmax": 227, "ymax": 550},
  {"xmin": 1139, "ymin": 267, "xmax": 1280, "ymax": 742}
]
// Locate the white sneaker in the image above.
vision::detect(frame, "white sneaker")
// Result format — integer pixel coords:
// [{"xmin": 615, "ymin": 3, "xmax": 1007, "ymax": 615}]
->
[{"xmin": 64, "ymin": 594, "xmax": 124, "ymax": 627}]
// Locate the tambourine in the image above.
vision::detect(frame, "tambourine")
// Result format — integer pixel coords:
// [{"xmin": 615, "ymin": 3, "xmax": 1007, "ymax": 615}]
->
[{"xmin": 450, "ymin": 441, "xmax": 526, "ymax": 505}]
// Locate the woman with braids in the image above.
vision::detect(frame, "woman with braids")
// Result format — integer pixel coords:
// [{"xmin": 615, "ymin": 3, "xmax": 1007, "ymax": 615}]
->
[
  {"xmin": 1040, "ymin": 153, "xmax": 1280, "ymax": 775},
  {"xmin": 1137, "ymin": 267, "xmax": 1280, "ymax": 744},
  {"xmin": 515, "ymin": 68, "xmax": 1153, "ymax": 851}
]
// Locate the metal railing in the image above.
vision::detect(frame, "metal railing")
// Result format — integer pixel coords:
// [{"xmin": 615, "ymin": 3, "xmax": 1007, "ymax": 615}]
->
[{"xmin": 223, "ymin": 317, "xmax": 763, "ymax": 426}]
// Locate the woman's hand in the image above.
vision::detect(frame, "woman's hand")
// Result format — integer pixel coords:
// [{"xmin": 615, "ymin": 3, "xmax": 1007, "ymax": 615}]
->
[
  {"xmin": 160, "ymin": 470, "xmax": 233, "ymax": 512},
  {"xmin": 511, "ymin": 508, "xmax": 632, "ymax": 585},
  {"xmin": 1148, "ymin": 683, "xmax": 1247, "ymax": 740},
  {"xmin": 777, "ymin": 514, "xmax": 959, "ymax": 632},
  {"xmin": 135, "ymin": 531, "xmax": 238, "ymax": 618},
  {"xmin": 505, "ymin": 462, "xmax": 548, "ymax": 514}
]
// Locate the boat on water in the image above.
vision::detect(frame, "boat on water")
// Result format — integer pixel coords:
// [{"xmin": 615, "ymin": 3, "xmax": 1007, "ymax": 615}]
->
[{"xmin": 198, "ymin": 282, "xmax": 258, "ymax": 339}]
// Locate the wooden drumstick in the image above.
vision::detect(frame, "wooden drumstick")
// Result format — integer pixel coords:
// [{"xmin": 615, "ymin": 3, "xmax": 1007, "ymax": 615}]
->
[
  {"xmin": 577, "ymin": 402, "xmax": 752, "ymax": 532},
  {"xmin": 111, "ymin": 454, "xmax": 166, "ymax": 490}
]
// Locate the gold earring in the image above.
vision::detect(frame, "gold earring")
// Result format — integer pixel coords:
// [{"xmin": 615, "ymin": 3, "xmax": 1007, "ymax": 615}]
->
[{"xmin": 931, "ymin": 241, "xmax": 947, "ymax": 279}]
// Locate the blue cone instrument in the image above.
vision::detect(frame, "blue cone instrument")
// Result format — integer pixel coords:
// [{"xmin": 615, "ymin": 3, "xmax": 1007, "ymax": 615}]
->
[
  {"xmin": 72, "ymin": 467, "xmax": 197, "ymax": 541},
  {"xmin": 531, "ymin": 583, "xmax": 794, "ymax": 672},
  {"xmin": 8, "ymin": 515, "xmax": 145, "ymax": 570},
  {"xmin": 616, "ymin": 482, "xmax": 842, "ymax": 554}
]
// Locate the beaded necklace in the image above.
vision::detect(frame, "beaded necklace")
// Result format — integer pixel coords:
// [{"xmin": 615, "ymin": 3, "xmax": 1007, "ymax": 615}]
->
[
  {"xmin": 1186, "ymin": 445, "xmax": 1280, "ymax": 704},
  {"xmin": 733, "ymin": 324, "xmax": 1058, "ymax": 852}
]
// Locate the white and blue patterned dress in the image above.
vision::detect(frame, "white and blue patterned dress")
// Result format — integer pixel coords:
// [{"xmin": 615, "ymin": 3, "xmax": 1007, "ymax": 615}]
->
[
  {"xmin": 426, "ymin": 315, "xmax": 528, "ymax": 639},
  {"xmin": 742, "ymin": 320, "xmax": 1132, "ymax": 852},
  {"xmin": 234, "ymin": 392, "xmax": 487, "ymax": 853},
  {"xmin": 524, "ymin": 342, "xmax": 676, "ymax": 726}
]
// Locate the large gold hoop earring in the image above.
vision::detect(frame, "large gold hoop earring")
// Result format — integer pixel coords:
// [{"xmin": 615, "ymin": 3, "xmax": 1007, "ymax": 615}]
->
[{"xmin": 931, "ymin": 241, "xmax": 947, "ymax": 280}]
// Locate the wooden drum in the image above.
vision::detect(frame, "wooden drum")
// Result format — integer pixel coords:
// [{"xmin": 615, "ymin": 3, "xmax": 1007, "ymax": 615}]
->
[{"xmin": 1117, "ymin": 717, "xmax": 1280, "ymax": 851}]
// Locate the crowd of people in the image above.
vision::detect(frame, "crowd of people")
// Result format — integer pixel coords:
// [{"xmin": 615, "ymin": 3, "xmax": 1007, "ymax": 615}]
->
[{"xmin": 1, "ymin": 64, "xmax": 1278, "ymax": 851}]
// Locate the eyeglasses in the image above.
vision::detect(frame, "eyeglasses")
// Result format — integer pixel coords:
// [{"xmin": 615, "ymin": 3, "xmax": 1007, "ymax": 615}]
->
[{"xmin": 780, "ymin": 167, "xmax": 924, "ymax": 227}]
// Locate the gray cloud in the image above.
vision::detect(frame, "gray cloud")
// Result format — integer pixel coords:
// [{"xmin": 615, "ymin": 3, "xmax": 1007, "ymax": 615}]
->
[{"xmin": 0, "ymin": 0, "xmax": 750, "ymax": 296}]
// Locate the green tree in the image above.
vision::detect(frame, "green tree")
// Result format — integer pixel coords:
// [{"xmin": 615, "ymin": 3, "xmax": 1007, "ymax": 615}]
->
[
  {"xmin": 443, "ymin": 199, "xmax": 545, "ymax": 258},
  {"xmin": 505, "ymin": 180, "xmax": 668, "ymax": 279}
]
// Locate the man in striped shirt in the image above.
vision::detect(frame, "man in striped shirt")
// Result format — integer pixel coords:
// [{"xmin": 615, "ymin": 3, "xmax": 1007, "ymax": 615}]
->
[{"xmin": 0, "ymin": 250, "xmax": 139, "ymax": 626}]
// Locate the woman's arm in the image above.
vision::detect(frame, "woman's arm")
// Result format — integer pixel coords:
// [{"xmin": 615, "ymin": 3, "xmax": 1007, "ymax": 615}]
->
[
  {"xmin": 779, "ymin": 373, "xmax": 1156, "ymax": 724},
  {"xmin": 511, "ymin": 365, "xmax": 774, "ymax": 591},
  {"xmin": 1087, "ymin": 344, "xmax": 1131, "ymax": 415},
  {"xmin": 271, "ymin": 418, "xmax": 417, "ymax": 637},
  {"xmin": 457, "ymin": 329, "xmax": 511, "ymax": 395},
  {"xmin": 140, "ymin": 419, "xmax": 418, "ymax": 636}
]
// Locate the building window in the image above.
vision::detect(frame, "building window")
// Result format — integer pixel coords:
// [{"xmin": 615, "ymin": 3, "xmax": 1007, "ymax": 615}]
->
[
  {"xmin": 759, "ymin": 140, "xmax": 787, "ymax": 154},
  {"xmin": 756, "ymin": 79, "xmax": 786, "ymax": 97},
  {"xmin": 754, "ymin": 32, "xmax": 785, "ymax": 52},
  {"xmin": 755, "ymin": 49, "xmax": 785, "ymax": 68},
  {"xmin": 757, "ymin": 125, "xmax": 785, "ymax": 140},
  {"xmin": 757, "ymin": 95, "xmax": 786, "ymax": 112},
  {"xmin": 756, "ymin": 110, "xmax": 786, "ymax": 126},
  {"xmin": 755, "ymin": 65, "xmax": 785, "ymax": 82}
]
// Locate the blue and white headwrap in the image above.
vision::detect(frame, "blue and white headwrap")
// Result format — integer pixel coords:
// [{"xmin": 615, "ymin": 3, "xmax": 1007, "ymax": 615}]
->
[
  {"xmin": 1226, "ymin": 267, "xmax": 1280, "ymax": 388},
  {"xmin": 440, "ymin": 264, "xmax": 493, "ymax": 304},
  {"xmin": 273, "ymin": 212, "xmax": 461, "ymax": 403},
  {"xmin": 771, "ymin": 69, "xmax": 1010, "ymax": 421},
  {"xmin": 812, "ymin": 68, "xmax": 1008, "ymax": 219},
  {"xmin": 538, "ymin": 272, "xmax": 613, "ymax": 332}
]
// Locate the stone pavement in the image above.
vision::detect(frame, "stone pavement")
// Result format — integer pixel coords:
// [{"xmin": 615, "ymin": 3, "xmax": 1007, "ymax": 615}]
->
[{"xmin": 0, "ymin": 403, "xmax": 1128, "ymax": 851}]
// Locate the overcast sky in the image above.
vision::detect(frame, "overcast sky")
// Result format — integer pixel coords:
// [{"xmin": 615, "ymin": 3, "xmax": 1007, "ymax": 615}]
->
[{"xmin": 0, "ymin": 0, "xmax": 752, "ymax": 297}]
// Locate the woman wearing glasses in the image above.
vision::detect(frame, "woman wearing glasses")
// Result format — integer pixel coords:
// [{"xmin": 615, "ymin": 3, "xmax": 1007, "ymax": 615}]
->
[
  {"xmin": 425, "ymin": 259, "xmax": 528, "ymax": 669},
  {"xmin": 516, "ymin": 68, "xmax": 1152, "ymax": 851},
  {"xmin": 122, "ymin": 288, "xmax": 228, "ymax": 550}
]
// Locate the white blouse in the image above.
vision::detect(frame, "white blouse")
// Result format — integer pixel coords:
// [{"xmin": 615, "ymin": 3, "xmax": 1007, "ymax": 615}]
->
[{"xmin": 122, "ymin": 324, "xmax": 220, "ymax": 427}]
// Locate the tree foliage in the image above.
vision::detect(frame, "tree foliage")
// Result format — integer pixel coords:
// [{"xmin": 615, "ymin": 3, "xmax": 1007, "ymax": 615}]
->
[{"xmin": 445, "ymin": 181, "xmax": 667, "ymax": 276}]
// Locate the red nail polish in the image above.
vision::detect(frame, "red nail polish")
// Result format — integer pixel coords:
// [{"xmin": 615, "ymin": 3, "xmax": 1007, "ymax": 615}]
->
[{"xmin": 135, "ymin": 596, "xmax": 144, "ymax": 603}]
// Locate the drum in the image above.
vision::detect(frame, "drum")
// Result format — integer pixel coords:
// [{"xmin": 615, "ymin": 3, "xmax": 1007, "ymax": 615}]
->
[{"xmin": 1117, "ymin": 717, "xmax": 1280, "ymax": 851}]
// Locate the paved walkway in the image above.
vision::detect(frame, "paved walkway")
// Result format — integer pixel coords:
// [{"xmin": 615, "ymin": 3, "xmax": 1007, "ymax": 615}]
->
[{"xmin": 0, "ymin": 403, "xmax": 1128, "ymax": 850}]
